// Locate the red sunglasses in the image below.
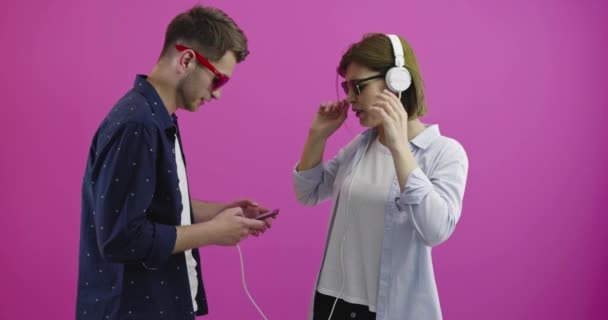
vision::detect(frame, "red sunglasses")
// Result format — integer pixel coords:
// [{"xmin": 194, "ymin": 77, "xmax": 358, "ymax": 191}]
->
[{"xmin": 175, "ymin": 44, "xmax": 230, "ymax": 91}]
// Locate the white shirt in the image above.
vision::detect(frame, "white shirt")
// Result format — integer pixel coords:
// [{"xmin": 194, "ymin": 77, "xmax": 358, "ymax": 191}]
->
[
  {"xmin": 174, "ymin": 138, "xmax": 199, "ymax": 312},
  {"xmin": 294, "ymin": 125, "xmax": 469, "ymax": 320},
  {"xmin": 318, "ymin": 136, "xmax": 395, "ymax": 311}
]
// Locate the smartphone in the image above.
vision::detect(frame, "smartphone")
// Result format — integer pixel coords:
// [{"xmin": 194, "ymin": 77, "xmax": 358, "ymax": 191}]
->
[{"xmin": 256, "ymin": 209, "xmax": 279, "ymax": 220}]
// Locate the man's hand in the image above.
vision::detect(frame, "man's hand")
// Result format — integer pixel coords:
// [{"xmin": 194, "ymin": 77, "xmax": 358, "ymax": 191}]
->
[
  {"xmin": 225, "ymin": 199, "xmax": 275, "ymax": 235},
  {"xmin": 207, "ymin": 207, "xmax": 267, "ymax": 246}
]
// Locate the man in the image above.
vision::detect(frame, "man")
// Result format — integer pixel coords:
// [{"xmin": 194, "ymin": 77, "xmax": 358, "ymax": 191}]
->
[{"xmin": 76, "ymin": 5, "xmax": 272, "ymax": 319}]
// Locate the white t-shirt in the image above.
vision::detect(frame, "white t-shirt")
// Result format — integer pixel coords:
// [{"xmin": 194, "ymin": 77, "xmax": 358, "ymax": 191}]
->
[
  {"xmin": 174, "ymin": 138, "xmax": 199, "ymax": 312},
  {"xmin": 318, "ymin": 136, "xmax": 396, "ymax": 312}
]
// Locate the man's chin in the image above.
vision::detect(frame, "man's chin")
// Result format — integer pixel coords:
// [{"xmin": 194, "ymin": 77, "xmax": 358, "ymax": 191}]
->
[{"xmin": 184, "ymin": 102, "xmax": 201, "ymax": 112}]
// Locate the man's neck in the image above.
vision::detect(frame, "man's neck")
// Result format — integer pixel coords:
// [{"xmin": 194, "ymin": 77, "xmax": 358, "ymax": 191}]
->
[{"xmin": 147, "ymin": 66, "xmax": 178, "ymax": 115}]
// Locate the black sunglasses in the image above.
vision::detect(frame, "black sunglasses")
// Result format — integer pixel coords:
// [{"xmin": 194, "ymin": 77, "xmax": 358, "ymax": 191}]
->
[{"xmin": 341, "ymin": 73, "xmax": 385, "ymax": 96}]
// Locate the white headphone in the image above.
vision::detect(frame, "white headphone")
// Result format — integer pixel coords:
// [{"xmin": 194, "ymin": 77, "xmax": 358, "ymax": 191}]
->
[{"xmin": 385, "ymin": 34, "xmax": 412, "ymax": 94}]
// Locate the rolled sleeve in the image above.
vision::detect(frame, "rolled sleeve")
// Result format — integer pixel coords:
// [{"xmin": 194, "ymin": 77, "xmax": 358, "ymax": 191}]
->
[
  {"xmin": 395, "ymin": 167, "xmax": 434, "ymax": 208},
  {"xmin": 293, "ymin": 161, "xmax": 333, "ymax": 206},
  {"xmin": 293, "ymin": 162, "xmax": 324, "ymax": 183},
  {"xmin": 292, "ymin": 133, "xmax": 366, "ymax": 206},
  {"xmin": 394, "ymin": 141, "xmax": 469, "ymax": 247},
  {"xmin": 141, "ymin": 223, "xmax": 177, "ymax": 268},
  {"xmin": 93, "ymin": 122, "xmax": 175, "ymax": 266}
]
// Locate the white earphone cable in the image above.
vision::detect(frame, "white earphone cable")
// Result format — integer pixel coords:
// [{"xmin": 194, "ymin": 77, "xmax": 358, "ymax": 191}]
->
[
  {"xmin": 237, "ymin": 244, "xmax": 269, "ymax": 320},
  {"xmin": 327, "ymin": 133, "xmax": 371, "ymax": 320}
]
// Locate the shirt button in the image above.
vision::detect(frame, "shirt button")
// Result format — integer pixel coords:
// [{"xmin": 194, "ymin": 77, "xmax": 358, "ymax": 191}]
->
[{"xmin": 350, "ymin": 311, "xmax": 357, "ymax": 318}]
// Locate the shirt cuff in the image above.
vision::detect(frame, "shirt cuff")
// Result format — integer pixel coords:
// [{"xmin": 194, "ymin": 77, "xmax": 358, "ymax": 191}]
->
[
  {"xmin": 142, "ymin": 223, "xmax": 177, "ymax": 268},
  {"xmin": 395, "ymin": 167, "xmax": 434, "ymax": 210},
  {"xmin": 293, "ymin": 162, "xmax": 324, "ymax": 183}
]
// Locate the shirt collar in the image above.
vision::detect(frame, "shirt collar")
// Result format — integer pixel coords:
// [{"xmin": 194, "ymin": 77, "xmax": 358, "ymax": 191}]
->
[
  {"xmin": 365, "ymin": 124, "xmax": 441, "ymax": 150},
  {"xmin": 410, "ymin": 124, "xmax": 441, "ymax": 149},
  {"xmin": 133, "ymin": 74, "xmax": 177, "ymax": 132}
]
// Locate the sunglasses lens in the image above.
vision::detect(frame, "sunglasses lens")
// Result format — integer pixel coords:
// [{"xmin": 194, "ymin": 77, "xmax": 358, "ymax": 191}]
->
[
  {"xmin": 212, "ymin": 77, "xmax": 229, "ymax": 90},
  {"xmin": 340, "ymin": 82, "xmax": 349, "ymax": 95},
  {"xmin": 355, "ymin": 84, "xmax": 362, "ymax": 95}
]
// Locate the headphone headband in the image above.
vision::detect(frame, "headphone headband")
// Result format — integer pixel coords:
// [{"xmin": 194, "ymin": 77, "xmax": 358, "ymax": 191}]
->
[{"xmin": 386, "ymin": 34, "xmax": 405, "ymax": 68}]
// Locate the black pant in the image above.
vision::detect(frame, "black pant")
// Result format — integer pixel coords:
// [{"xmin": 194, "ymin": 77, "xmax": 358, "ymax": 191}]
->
[{"xmin": 313, "ymin": 291, "xmax": 376, "ymax": 320}]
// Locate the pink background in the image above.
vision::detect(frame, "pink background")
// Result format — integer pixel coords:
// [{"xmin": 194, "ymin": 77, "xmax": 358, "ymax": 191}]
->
[{"xmin": 1, "ymin": 0, "xmax": 607, "ymax": 319}]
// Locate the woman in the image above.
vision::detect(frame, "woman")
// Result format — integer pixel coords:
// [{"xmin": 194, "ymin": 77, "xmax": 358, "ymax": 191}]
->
[{"xmin": 293, "ymin": 33, "xmax": 469, "ymax": 320}]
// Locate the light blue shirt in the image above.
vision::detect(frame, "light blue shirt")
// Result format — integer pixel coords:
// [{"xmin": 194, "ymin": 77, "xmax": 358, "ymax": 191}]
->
[{"xmin": 293, "ymin": 125, "xmax": 468, "ymax": 320}]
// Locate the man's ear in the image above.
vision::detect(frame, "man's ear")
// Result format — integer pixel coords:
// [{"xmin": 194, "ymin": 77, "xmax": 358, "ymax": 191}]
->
[{"xmin": 178, "ymin": 50, "xmax": 196, "ymax": 73}]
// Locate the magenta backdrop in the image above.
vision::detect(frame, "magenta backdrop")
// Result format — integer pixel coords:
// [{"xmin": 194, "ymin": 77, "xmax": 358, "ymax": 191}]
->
[{"xmin": 1, "ymin": 0, "xmax": 607, "ymax": 319}]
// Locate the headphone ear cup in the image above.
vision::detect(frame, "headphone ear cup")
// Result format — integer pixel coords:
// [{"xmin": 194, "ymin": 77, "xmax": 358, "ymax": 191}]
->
[{"xmin": 385, "ymin": 66, "xmax": 412, "ymax": 93}]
